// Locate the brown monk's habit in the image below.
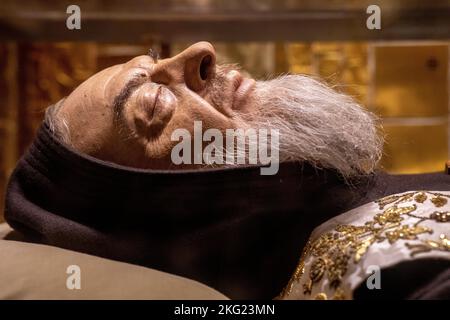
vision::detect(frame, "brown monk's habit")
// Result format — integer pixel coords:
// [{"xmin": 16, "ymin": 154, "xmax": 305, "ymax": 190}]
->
[{"xmin": 5, "ymin": 118, "xmax": 450, "ymax": 299}]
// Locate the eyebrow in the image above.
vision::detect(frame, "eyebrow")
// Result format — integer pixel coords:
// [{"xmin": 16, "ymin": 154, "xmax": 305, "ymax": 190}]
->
[{"xmin": 112, "ymin": 75, "xmax": 148, "ymax": 122}]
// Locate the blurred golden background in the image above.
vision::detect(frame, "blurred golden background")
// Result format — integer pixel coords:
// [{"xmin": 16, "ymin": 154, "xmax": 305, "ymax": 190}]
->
[{"xmin": 0, "ymin": 1, "xmax": 449, "ymax": 220}]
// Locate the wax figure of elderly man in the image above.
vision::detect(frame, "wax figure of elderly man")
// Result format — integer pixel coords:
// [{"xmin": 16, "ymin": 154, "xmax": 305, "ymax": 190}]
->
[{"xmin": 4, "ymin": 42, "xmax": 450, "ymax": 300}]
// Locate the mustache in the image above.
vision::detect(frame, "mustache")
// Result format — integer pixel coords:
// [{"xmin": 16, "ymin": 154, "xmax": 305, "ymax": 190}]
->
[
  {"xmin": 204, "ymin": 67, "xmax": 383, "ymax": 177},
  {"xmin": 215, "ymin": 63, "xmax": 242, "ymax": 77},
  {"xmin": 207, "ymin": 63, "xmax": 243, "ymax": 113}
]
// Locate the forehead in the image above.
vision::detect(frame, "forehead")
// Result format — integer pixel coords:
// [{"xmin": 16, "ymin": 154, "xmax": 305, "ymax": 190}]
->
[
  {"xmin": 104, "ymin": 55, "xmax": 154, "ymax": 78},
  {"xmin": 93, "ymin": 55, "xmax": 154, "ymax": 100}
]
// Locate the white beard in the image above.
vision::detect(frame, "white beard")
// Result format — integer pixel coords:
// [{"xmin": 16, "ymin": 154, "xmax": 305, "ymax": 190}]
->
[{"xmin": 235, "ymin": 75, "xmax": 383, "ymax": 177}]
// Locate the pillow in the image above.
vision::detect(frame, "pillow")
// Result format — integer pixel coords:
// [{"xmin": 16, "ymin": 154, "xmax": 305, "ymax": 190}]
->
[
  {"xmin": 0, "ymin": 222, "xmax": 13, "ymax": 239},
  {"xmin": 0, "ymin": 225, "xmax": 228, "ymax": 299}
]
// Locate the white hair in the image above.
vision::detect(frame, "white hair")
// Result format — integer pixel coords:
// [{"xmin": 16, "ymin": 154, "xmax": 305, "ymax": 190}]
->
[
  {"xmin": 234, "ymin": 74, "xmax": 383, "ymax": 177},
  {"xmin": 47, "ymin": 74, "xmax": 383, "ymax": 178},
  {"xmin": 45, "ymin": 99, "xmax": 71, "ymax": 146}
]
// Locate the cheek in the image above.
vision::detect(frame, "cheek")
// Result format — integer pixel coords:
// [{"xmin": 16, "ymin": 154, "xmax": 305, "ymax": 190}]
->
[
  {"xmin": 142, "ymin": 89, "xmax": 238, "ymax": 159},
  {"xmin": 142, "ymin": 99, "xmax": 233, "ymax": 157},
  {"xmin": 174, "ymin": 92, "xmax": 235, "ymax": 132}
]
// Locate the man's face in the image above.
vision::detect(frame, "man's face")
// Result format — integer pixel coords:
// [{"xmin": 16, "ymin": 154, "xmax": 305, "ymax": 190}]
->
[
  {"xmin": 59, "ymin": 41, "xmax": 382, "ymax": 176},
  {"xmin": 60, "ymin": 42, "xmax": 255, "ymax": 168}
]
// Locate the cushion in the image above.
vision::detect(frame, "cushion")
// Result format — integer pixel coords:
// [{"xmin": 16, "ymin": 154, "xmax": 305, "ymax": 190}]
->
[{"xmin": 0, "ymin": 224, "xmax": 228, "ymax": 300}]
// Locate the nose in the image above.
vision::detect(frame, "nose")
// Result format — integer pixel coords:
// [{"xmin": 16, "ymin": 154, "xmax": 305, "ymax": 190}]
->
[{"xmin": 151, "ymin": 42, "xmax": 216, "ymax": 92}]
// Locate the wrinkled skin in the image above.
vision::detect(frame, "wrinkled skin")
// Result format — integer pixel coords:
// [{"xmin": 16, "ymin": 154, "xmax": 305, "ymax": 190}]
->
[{"xmin": 59, "ymin": 42, "xmax": 256, "ymax": 169}]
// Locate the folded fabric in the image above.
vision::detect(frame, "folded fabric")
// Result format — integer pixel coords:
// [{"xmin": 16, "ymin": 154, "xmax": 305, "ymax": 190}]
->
[{"xmin": 0, "ymin": 234, "xmax": 228, "ymax": 300}]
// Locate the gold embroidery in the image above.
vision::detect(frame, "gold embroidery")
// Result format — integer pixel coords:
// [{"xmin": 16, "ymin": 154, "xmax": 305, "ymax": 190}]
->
[
  {"xmin": 375, "ymin": 194, "xmax": 401, "ymax": 210},
  {"xmin": 385, "ymin": 224, "xmax": 432, "ymax": 243},
  {"xmin": 406, "ymin": 234, "xmax": 450, "ymax": 257},
  {"xmin": 310, "ymin": 257, "xmax": 326, "ymax": 283},
  {"xmin": 313, "ymin": 289, "xmax": 347, "ymax": 300},
  {"xmin": 332, "ymin": 288, "xmax": 347, "ymax": 300},
  {"xmin": 277, "ymin": 239, "xmax": 312, "ymax": 298},
  {"xmin": 414, "ymin": 192, "xmax": 427, "ymax": 203},
  {"xmin": 431, "ymin": 196, "xmax": 447, "ymax": 207},
  {"xmin": 279, "ymin": 191, "xmax": 450, "ymax": 300},
  {"xmin": 314, "ymin": 293, "xmax": 327, "ymax": 300},
  {"xmin": 376, "ymin": 191, "xmax": 450, "ymax": 210},
  {"xmin": 374, "ymin": 204, "xmax": 415, "ymax": 225},
  {"xmin": 353, "ymin": 236, "xmax": 375, "ymax": 262},
  {"xmin": 430, "ymin": 211, "xmax": 450, "ymax": 222},
  {"xmin": 375, "ymin": 192, "xmax": 416, "ymax": 209},
  {"xmin": 303, "ymin": 279, "xmax": 312, "ymax": 295}
]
